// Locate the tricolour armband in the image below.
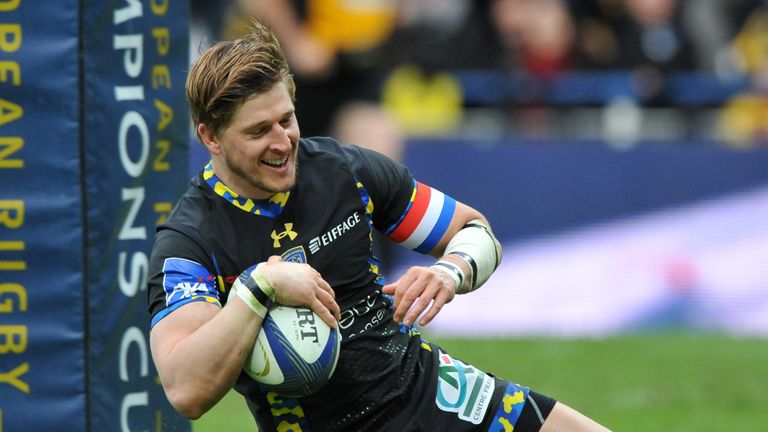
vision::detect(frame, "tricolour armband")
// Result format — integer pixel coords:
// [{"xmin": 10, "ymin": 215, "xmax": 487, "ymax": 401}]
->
[
  {"xmin": 444, "ymin": 219, "xmax": 502, "ymax": 293},
  {"xmin": 229, "ymin": 263, "xmax": 275, "ymax": 318}
]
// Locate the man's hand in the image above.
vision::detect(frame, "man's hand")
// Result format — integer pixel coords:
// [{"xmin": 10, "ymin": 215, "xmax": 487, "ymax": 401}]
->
[
  {"xmin": 259, "ymin": 256, "xmax": 341, "ymax": 328},
  {"xmin": 381, "ymin": 266, "xmax": 456, "ymax": 327}
]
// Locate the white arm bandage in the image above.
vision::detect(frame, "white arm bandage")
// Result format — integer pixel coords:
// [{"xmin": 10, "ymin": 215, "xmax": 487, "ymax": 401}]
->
[{"xmin": 443, "ymin": 219, "xmax": 502, "ymax": 293}]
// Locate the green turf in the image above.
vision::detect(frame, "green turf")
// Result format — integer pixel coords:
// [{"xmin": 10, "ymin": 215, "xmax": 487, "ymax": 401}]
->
[{"xmin": 193, "ymin": 333, "xmax": 768, "ymax": 432}]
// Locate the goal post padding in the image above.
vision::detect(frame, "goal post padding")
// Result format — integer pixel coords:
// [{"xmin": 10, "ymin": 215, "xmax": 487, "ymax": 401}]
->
[{"xmin": 0, "ymin": 1, "xmax": 191, "ymax": 430}]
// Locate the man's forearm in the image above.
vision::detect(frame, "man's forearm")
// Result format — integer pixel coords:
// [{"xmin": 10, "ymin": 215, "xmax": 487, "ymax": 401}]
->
[{"xmin": 150, "ymin": 299, "xmax": 263, "ymax": 419}]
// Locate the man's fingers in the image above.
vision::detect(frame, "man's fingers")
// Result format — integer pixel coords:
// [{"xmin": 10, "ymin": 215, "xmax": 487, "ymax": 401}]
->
[
  {"xmin": 396, "ymin": 279, "xmax": 430, "ymax": 325},
  {"xmin": 389, "ymin": 272, "xmax": 420, "ymax": 321},
  {"xmin": 403, "ymin": 281, "xmax": 442, "ymax": 326},
  {"xmin": 394, "ymin": 288, "xmax": 416, "ymax": 323},
  {"xmin": 317, "ymin": 277, "xmax": 335, "ymax": 299},
  {"xmin": 318, "ymin": 288, "xmax": 341, "ymax": 321},
  {"xmin": 381, "ymin": 282, "xmax": 396, "ymax": 295},
  {"xmin": 402, "ymin": 296, "xmax": 431, "ymax": 327},
  {"xmin": 311, "ymin": 274, "xmax": 339, "ymax": 320},
  {"xmin": 418, "ymin": 289, "xmax": 450, "ymax": 326},
  {"xmin": 311, "ymin": 296, "xmax": 339, "ymax": 329},
  {"xmin": 309, "ymin": 281, "xmax": 339, "ymax": 320}
]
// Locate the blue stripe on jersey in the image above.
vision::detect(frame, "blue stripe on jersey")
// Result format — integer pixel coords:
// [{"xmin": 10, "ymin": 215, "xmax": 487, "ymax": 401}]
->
[
  {"xmin": 414, "ymin": 194, "xmax": 456, "ymax": 254},
  {"xmin": 153, "ymin": 258, "xmax": 220, "ymax": 327}
]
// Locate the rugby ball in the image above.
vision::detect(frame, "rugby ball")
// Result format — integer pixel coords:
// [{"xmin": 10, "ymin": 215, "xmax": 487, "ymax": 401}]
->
[{"xmin": 244, "ymin": 305, "xmax": 341, "ymax": 397}]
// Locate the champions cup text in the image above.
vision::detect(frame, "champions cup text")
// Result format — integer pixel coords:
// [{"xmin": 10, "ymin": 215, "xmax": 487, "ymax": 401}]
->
[{"xmin": 112, "ymin": 0, "xmax": 175, "ymax": 430}]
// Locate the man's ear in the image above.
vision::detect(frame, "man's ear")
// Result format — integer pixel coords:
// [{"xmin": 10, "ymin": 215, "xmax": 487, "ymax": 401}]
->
[{"xmin": 198, "ymin": 123, "xmax": 222, "ymax": 155}]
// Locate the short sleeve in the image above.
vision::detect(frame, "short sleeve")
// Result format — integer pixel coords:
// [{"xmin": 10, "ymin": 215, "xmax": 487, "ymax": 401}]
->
[
  {"xmin": 147, "ymin": 229, "xmax": 221, "ymax": 329},
  {"xmin": 342, "ymin": 145, "xmax": 457, "ymax": 255},
  {"xmin": 342, "ymin": 145, "xmax": 415, "ymax": 230}
]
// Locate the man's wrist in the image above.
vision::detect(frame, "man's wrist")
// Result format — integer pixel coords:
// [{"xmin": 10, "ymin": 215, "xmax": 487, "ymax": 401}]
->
[
  {"xmin": 247, "ymin": 263, "xmax": 276, "ymax": 301},
  {"xmin": 232, "ymin": 263, "xmax": 276, "ymax": 318},
  {"xmin": 431, "ymin": 260, "xmax": 465, "ymax": 293}
]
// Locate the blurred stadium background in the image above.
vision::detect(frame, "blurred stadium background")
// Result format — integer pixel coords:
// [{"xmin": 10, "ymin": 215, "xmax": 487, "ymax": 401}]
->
[
  {"xmin": 189, "ymin": 0, "xmax": 768, "ymax": 333},
  {"xmin": 191, "ymin": 0, "xmax": 768, "ymax": 431},
  {"xmin": 3, "ymin": 0, "xmax": 767, "ymax": 431}
]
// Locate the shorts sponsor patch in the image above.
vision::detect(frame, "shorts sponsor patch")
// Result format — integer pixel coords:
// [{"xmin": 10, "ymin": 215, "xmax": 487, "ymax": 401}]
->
[
  {"xmin": 435, "ymin": 350, "xmax": 495, "ymax": 425},
  {"xmin": 488, "ymin": 382, "xmax": 530, "ymax": 432}
]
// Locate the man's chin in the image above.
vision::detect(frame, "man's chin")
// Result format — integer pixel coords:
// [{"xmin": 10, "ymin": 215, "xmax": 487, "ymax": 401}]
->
[{"xmin": 264, "ymin": 178, "xmax": 296, "ymax": 196}]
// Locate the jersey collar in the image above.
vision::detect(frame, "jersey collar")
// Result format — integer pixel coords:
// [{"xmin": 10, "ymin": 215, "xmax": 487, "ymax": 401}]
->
[{"xmin": 202, "ymin": 162, "xmax": 290, "ymax": 218}]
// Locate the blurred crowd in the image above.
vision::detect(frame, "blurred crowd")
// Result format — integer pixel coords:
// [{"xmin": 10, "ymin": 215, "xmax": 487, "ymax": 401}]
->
[{"xmin": 190, "ymin": 0, "xmax": 768, "ymax": 148}]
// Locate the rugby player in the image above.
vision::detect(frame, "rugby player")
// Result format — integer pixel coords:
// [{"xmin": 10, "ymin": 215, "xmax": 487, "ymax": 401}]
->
[{"xmin": 148, "ymin": 19, "xmax": 610, "ymax": 432}]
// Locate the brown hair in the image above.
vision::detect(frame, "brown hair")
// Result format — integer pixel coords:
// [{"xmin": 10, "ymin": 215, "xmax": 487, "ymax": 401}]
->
[{"xmin": 186, "ymin": 20, "xmax": 295, "ymax": 138}]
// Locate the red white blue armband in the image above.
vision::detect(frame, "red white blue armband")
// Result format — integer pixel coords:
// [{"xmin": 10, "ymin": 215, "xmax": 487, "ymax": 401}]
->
[{"xmin": 385, "ymin": 181, "xmax": 456, "ymax": 254}]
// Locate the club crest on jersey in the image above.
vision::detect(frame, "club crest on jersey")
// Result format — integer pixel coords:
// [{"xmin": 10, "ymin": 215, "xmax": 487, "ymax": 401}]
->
[
  {"xmin": 308, "ymin": 212, "xmax": 361, "ymax": 254},
  {"xmin": 281, "ymin": 246, "xmax": 307, "ymax": 264},
  {"xmin": 271, "ymin": 223, "xmax": 298, "ymax": 248}
]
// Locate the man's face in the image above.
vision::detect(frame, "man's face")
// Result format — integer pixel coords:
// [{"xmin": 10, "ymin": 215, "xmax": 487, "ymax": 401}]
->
[{"xmin": 210, "ymin": 82, "xmax": 300, "ymax": 199}]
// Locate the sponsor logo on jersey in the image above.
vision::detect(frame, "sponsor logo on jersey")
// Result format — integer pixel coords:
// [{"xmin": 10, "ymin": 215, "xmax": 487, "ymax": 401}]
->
[
  {"xmin": 271, "ymin": 223, "xmax": 298, "ymax": 248},
  {"xmin": 435, "ymin": 350, "xmax": 495, "ymax": 424},
  {"xmin": 169, "ymin": 282, "xmax": 210, "ymax": 302},
  {"xmin": 309, "ymin": 212, "xmax": 361, "ymax": 254},
  {"xmin": 162, "ymin": 257, "xmax": 218, "ymax": 305},
  {"xmin": 338, "ymin": 292, "xmax": 386, "ymax": 339},
  {"xmin": 281, "ymin": 246, "xmax": 308, "ymax": 264}
]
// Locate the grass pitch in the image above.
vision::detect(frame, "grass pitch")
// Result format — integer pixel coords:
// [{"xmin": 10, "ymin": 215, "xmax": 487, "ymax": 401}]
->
[{"xmin": 193, "ymin": 333, "xmax": 768, "ymax": 432}]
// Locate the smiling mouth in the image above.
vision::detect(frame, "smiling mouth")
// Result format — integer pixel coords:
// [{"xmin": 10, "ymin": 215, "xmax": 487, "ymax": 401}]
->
[{"xmin": 261, "ymin": 156, "xmax": 288, "ymax": 168}]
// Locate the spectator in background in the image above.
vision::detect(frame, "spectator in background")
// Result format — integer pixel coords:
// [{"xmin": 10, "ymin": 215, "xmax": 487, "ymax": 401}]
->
[
  {"xmin": 231, "ymin": 1, "xmax": 500, "ymax": 147},
  {"xmin": 382, "ymin": 0, "xmax": 499, "ymax": 73},
  {"xmin": 377, "ymin": 1, "xmax": 498, "ymax": 136},
  {"xmin": 490, "ymin": 0, "xmax": 579, "ymax": 78},
  {"xmin": 612, "ymin": 0, "xmax": 697, "ymax": 104},
  {"xmin": 681, "ymin": 0, "xmax": 754, "ymax": 73},
  {"xmin": 230, "ymin": 0, "xmax": 404, "ymax": 162},
  {"xmin": 614, "ymin": 0, "xmax": 696, "ymax": 72},
  {"xmin": 567, "ymin": 0, "xmax": 623, "ymax": 71},
  {"xmin": 190, "ymin": 0, "xmax": 231, "ymax": 61},
  {"xmin": 719, "ymin": 1, "xmax": 768, "ymax": 147}
]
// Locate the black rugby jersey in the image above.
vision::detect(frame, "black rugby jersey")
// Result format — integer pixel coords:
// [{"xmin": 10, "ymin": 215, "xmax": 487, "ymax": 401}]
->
[{"xmin": 148, "ymin": 137, "xmax": 433, "ymax": 431}]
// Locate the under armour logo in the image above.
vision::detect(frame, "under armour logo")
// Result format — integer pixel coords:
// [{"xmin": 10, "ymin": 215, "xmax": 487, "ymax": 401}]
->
[{"xmin": 271, "ymin": 223, "xmax": 298, "ymax": 248}]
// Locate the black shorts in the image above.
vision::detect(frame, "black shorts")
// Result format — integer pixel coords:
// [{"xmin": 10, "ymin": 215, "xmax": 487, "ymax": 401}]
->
[{"xmin": 388, "ymin": 340, "xmax": 556, "ymax": 432}]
